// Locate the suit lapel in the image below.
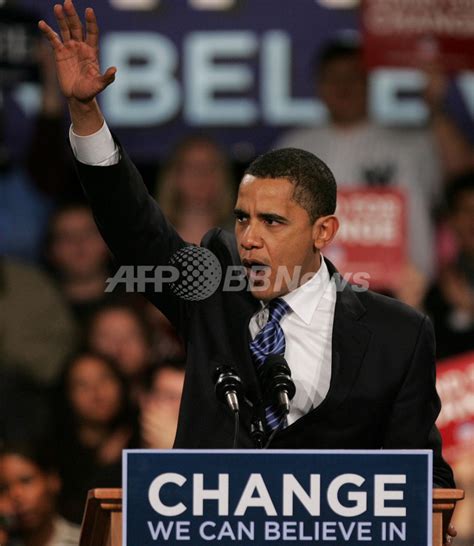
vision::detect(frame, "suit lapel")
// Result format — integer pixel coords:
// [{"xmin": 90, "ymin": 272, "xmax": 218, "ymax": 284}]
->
[
  {"xmin": 311, "ymin": 264, "xmax": 372, "ymax": 418},
  {"xmin": 228, "ymin": 285, "xmax": 261, "ymax": 402},
  {"xmin": 204, "ymin": 229, "xmax": 258, "ymax": 399}
]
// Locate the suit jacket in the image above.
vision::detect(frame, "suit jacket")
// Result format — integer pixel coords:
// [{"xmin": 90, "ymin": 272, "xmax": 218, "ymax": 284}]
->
[{"xmin": 75, "ymin": 144, "xmax": 454, "ymax": 488}]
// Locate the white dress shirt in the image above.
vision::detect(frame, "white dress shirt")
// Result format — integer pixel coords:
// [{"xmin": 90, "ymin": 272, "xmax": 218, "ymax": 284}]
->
[
  {"xmin": 70, "ymin": 122, "xmax": 337, "ymax": 426},
  {"xmin": 249, "ymin": 258, "xmax": 336, "ymax": 425},
  {"xmin": 69, "ymin": 122, "xmax": 119, "ymax": 166}
]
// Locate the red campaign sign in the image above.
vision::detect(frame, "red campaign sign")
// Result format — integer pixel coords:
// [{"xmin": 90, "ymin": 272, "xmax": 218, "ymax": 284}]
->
[
  {"xmin": 362, "ymin": 0, "xmax": 474, "ymax": 72},
  {"xmin": 324, "ymin": 188, "xmax": 407, "ymax": 291},
  {"xmin": 436, "ymin": 352, "xmax": 474, "ymax": 463}
]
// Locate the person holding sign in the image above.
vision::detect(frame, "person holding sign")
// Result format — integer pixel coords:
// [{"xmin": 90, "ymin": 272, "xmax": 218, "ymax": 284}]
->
[{"xmin": 39, "ymin": 0, "xmax": 454, "ymax": 496}]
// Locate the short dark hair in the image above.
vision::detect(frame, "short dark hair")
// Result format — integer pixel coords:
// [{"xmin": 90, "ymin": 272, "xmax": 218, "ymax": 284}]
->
[
  {"xmin": 86, "ymin": 296, "xmax": 154, "ymax": 348},
  {"xmin": 446, "ymin": 171, "xmax": 474, "ymax": 212},
  {"xmin": 0, "ymin": 440, "xmax": 58, "ymax": 474},
  {"xmin": 244, "ymin": 147, "xmax": 337, "ymax": 222},
  {"xmin": 140, "ymin": 357, "xmax": 186, "ymax": 394},
  {"xmin": 314, "ymin": 33, "xmax": 362, "ymax": 76}
]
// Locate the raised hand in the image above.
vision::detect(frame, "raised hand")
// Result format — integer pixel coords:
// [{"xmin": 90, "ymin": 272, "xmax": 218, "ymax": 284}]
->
[{"xmin": 38, "ymin": 0, "xmax": 116, "ymax": 104}]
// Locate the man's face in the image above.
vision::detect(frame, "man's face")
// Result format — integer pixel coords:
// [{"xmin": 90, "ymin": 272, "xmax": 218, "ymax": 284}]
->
[
  {"xmin": 318, "ymin": 54, "xmax": 367, "ymax": 126},
  {"xmin": 149, "ymin": 368, "xmax": 185, "ymax": 409},
  {"xmin": 234, "ymin": 176, "xmax": 320, "ymax": 301},
  {"xmin": 139, "ymin": 367, "xmax": 185, "ymax": 450}
]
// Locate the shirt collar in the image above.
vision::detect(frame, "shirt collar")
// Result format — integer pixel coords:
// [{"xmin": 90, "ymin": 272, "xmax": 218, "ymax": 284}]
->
[{"xmin": 281, "ymin": 256, "xmax": 331, "ymax": 325}]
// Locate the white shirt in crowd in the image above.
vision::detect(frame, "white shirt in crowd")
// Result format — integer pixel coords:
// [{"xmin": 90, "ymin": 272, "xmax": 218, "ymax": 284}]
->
[{"xmin": 277, "ymin": 122, "xmax": 441, "ymax": 278}]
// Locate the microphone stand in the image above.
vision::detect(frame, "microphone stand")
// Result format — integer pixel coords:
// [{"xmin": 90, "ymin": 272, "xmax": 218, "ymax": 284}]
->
[{"xmin": 213, "ymin": 365, "xmax": 243, "ymax": 449}]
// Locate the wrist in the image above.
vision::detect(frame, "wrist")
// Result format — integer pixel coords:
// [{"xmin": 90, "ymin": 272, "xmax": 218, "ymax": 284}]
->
[
  {"xmin": 68, "ymin": 98, "xmax": 104, "ymax": 136},
  {"xmin": 68, "ymin": 97, "xmax": 100, "ymax": 118}
]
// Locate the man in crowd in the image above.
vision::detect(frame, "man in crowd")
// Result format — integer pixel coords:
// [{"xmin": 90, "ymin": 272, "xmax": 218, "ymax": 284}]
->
[{"xmin": 138, "ymin": 358, "xmax": 186, "ymax": 449}]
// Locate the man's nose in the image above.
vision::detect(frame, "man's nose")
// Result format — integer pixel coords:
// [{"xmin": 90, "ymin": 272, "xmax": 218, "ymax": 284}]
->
[{"xmin": 240, "ymin": 222, "xmax": 263, "ymax": 250}]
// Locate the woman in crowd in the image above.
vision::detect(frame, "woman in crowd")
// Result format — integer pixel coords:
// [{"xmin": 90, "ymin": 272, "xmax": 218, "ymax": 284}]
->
[
  {"xmin": 86, "ymin": 299, "xmax": 154, "ymax": 400},
  {"xmin": 54, "ymin": 352, "xmax": 138, "ymax": 524},
  {"xmin": 155, "ymin": 135, "xmax": 235, "ymax": 244}
]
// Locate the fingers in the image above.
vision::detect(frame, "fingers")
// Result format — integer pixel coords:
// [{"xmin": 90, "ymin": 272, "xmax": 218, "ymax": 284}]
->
[
  {"xmin": 85, "ymin": 7, "xmax": 99, "ymax": 49},
  {"xmin": 63, "ymin": 0, "xmax": 84, "ymax": 42},
  {"xmin": 53, "ymin": 4, "xmax": 71, "ymax": 42},
  {"xmin": 38, "ymin": 20, "xmax": 64, "ymax": 52},
  {"xmin": 445, "ymin": 524, "xmax": 457, "ymax": 545},
  {"xmin": 99, "ymin": 66, "xmax": 117, "ymax": 88}
]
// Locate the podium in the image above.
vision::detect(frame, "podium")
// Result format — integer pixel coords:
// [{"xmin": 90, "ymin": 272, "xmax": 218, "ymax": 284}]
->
[
  {"xmin": 80, "ymin": 489, "xmax": 122, "ymax": 546},
  {"xmin": 80, "ymin": 488, "xmax": 464, "ymax": 546}
]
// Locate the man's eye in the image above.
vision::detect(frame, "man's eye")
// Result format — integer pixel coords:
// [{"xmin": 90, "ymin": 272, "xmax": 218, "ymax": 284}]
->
[
  {"xmin": 234, "ymin": 214, "xmax": 247, "ymax": 223},
  {"xmin": 264, "ymin": 218, "xmax": 280, "ymax": 226}
]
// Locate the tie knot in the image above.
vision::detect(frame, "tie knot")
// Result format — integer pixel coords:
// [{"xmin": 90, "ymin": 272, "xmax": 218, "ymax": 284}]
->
[{"xmin": 267, "ymin": 297, "xmax": 290, "ymax": 324}]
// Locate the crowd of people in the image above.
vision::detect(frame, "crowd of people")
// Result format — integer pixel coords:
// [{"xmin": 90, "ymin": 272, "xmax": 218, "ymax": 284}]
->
[{"xmin": 0, "ymin": 19, "xmax": 473, "ymax": 546}]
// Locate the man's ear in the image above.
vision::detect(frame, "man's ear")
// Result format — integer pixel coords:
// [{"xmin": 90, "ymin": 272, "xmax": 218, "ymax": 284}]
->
[{"xmin": 312, "ymin": 215, "xmax": 339, "ymax": 250}]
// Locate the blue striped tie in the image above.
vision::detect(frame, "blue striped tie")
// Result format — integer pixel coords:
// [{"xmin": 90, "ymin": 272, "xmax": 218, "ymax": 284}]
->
[{"xmin": 249, "ymin": 298, "xmax": 291, "ymax": 430}]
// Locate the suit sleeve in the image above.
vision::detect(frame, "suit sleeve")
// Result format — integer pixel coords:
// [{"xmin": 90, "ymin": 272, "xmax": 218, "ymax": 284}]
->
[
  {"xmin": 73, "ymin": 141, "xmax": 189, "ymax": 332},
  {"xmin": 383, "ymin": 316, "xmax": 455, "ymax": 488}
]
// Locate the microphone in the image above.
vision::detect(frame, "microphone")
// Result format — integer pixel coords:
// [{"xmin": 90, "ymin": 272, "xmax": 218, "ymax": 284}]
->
[
  {"xmin": 250, "ymin": 416, "xmax": 266, "ymax": 449},
  {"xmin": 260, "ymin": 355, "xmax": 296, "ymax": 415},
  {"xmin": 213, "ymin": 365, "xmax": 243, "ymax": 414}
]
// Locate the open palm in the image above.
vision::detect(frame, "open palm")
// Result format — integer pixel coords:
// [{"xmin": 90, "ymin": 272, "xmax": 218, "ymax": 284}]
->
[{"xmin": 38, "ymin": 0, "xmax": 116, "ymax": 102}]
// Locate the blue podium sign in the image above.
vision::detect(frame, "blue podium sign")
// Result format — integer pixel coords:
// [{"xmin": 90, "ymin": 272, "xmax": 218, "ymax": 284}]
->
[{"xmin": 123, "ymin": 449, "xmax": 432, "ymax": 546}]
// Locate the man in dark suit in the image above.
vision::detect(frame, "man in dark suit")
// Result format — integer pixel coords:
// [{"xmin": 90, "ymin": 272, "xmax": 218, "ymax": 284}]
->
[{"xmin": 39, "ymin": 0, "xmax": 454, "ymax": 490}]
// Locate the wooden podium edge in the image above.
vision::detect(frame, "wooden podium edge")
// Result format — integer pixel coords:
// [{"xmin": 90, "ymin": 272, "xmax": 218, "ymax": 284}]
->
[
  {"xmin": 80, "ymin": 489, "xmax": 123, "ymax": 546},
  {"xmin": 432, "ymin": 489, "xmax": 465, "ymax": 546},
  {"xmin": 80, "ymin": 488, "xmax": 465, "ymax": 546}
]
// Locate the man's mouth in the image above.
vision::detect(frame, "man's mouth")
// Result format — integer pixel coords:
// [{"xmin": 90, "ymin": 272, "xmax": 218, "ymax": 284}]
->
[{"xmin": 242, "ymin": 259, "xmax": 270, "ymax": 281}]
